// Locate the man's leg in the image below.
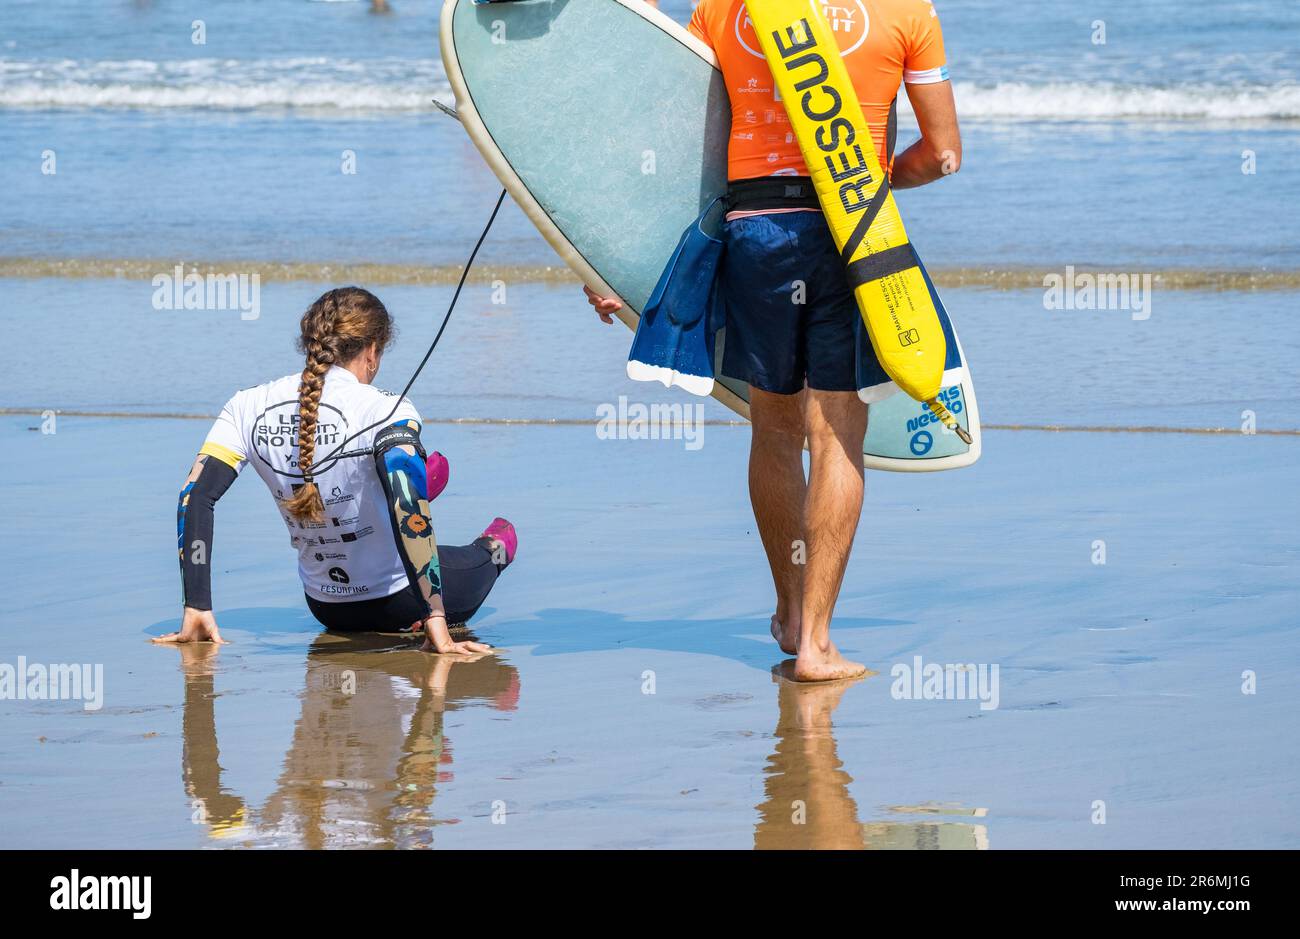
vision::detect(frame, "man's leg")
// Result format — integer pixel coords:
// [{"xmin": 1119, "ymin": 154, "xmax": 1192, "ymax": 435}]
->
[
  {"xmin": 748, "ymin": 387, "xmax": 808, "ymax": 654},
  {"xmin": 795, "ymin": 389, "xmax": 869, "ymax": 682}
]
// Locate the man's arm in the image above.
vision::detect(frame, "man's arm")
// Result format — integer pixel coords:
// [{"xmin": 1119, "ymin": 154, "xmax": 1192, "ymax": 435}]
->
[{"xmin": 891, "ymin": 80, "xmax": 961, "ymax": 190}]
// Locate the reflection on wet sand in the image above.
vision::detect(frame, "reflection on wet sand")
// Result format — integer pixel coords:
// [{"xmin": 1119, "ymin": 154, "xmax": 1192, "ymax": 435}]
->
[
  {"xmin": 177, "ymin": 643, "xmax": 249, "ymax": 838},
  {"xmin": 755, "ymin": 663, "xmax": 988, "ymax": 850},
  {"xmin": 176, "ymin": 636, "xmax": 986, "ymax": 849},
  {"xmin": 176, "ymin": 632, "xmax": 518, "ymax": 848}
]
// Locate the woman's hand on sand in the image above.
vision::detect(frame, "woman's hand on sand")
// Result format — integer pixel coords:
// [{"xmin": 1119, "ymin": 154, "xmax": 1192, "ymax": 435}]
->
[
  {"xmin": 426, "ymin": 638, "xmax": 494, "ymax": 656},
  {"xmin": 420, "ymin": 614, "xmax": 493, "ymax": 656},
  {"xmin": 153, "ymin": 608, "xmax": 227, "ymax": 644},
  {"xmin": 583, "ymin": 285, "xmax": 622, "ymax": 324}
]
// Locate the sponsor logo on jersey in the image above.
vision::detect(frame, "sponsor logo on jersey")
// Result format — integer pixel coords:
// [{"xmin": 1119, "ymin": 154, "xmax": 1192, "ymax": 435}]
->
[
  {"xmin": 318, "ymin": 583, "xmax": 371, "ymax": 597},
  {"xmin": 735, "ymin": 1, "xmax": 870, "ymax": 59},
  {"xmin": 252, "ymin": 400, "xmax": 347, "ymax": 467}
]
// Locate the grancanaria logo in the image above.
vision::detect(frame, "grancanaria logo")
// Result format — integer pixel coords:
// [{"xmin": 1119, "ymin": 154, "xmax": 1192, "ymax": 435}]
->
[{"xmin": 736, "ymin": 1, "xmax": 870, "ymax": 58}]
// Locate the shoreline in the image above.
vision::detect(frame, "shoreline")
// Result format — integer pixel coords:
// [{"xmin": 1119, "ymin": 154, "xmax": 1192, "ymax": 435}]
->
[
  {"xmin": 3, "ymin": 257, "xmax": 1299, "ymax": 292},
  {"xmin": 5, "ymin": 409, "xmax": 1300, "ymax": 436}
]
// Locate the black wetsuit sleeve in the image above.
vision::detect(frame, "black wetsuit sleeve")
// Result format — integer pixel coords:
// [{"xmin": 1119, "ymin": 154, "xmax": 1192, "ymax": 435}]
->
[{"xmin": 177, "ymin": 456, "xmax": 238, "ymax": 611}]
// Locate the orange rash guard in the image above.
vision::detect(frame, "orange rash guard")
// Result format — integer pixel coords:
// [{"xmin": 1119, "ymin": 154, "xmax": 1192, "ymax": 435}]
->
[{"xmin": 687, "ymin": 0, "xmax": 950, "ymax": 182}]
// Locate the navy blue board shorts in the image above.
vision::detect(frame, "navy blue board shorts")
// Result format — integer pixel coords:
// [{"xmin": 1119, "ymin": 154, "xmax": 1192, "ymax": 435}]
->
[{"xmin": 719, "ymin": 210, "xmax": 879, "ymax": 396}]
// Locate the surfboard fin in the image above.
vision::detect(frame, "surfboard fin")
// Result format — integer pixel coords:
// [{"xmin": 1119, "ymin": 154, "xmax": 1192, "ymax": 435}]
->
[{"xmin": 432, "ymin": 98, "xmax": 460, "ymax": 121}]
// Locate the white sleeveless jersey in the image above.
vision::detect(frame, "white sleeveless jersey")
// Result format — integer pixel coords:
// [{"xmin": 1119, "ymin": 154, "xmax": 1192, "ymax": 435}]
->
[{"xmin": 199, "ymin": 366, "xmax": 421, "ymax": 603}]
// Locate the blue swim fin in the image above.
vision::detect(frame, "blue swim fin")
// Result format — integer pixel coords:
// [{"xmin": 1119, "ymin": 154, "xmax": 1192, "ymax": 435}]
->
[{"xmin": 626, "ymin": 199, "xmax": 726, "ymax": 397}]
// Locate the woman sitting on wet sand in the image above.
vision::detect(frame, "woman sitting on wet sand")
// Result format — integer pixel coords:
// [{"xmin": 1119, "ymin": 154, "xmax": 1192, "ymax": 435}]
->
[{"xmin": 157, "ymin": 286, "xmax": 515, "ymax": 653}]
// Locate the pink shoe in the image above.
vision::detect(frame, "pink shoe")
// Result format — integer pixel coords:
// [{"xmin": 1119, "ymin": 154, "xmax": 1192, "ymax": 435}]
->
[
  {"xmin": 426, "ymin": 452, "xmax": 449, "ymax": 502},
  {"xmin": 479, "ymin": 517, "xmax": 517, "ymax": 566}
]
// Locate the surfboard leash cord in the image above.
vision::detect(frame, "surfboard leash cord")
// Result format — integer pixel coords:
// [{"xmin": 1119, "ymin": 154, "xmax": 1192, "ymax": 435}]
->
[
  {"xmin": 925, "ymin": 397, "xmax": 974, "ymax": 446},
  {"xmin": 273, "ymin": 188, "xmax": 509, "ymax": 479}
]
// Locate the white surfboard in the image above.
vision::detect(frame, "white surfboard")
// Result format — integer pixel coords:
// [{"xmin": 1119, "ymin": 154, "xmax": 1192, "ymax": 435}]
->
[{"xmin": 440, "ymin": 0, "xmax": 981, "ymax": 471}]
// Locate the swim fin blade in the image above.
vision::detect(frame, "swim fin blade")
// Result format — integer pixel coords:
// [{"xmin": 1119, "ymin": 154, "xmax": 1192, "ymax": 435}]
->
[
  {"xmin": 626, "ymin": 202, "xmax": 725, "ymax": 397},
  {"xmin": 625, "ymin": 296, "xmax": 717, "ymax": 396}
]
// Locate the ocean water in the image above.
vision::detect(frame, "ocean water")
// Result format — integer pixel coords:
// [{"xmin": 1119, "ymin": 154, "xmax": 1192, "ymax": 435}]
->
[
  {"xmin": 3, "ymin": 0, "xmax": 1298, "ymax": 432},
  {"xmin": 1, "ymin": 0, "xmax": 1298, "ymax": 271}
]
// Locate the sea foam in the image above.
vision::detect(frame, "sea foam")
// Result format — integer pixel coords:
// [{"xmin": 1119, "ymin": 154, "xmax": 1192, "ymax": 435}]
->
[{"xmin": 1, "ymin": 58, "xmax": 1297, "ymax": 123}]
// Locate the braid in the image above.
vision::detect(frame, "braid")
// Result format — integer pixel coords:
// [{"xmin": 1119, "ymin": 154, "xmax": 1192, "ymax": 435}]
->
[
  {"xmin": 282, "ymin": 287, "xmax": 394, "ymax": 523},
  {"xmin": 284, "ymin": 292, "xmax": 340, "ymax": 522}
]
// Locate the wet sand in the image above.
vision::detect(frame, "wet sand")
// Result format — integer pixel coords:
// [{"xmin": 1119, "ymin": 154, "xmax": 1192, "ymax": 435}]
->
[
  {"xmin": 5, "ymin": 278, "xmax": 1300, "ymax": 434},
  {"xmin": 1, "ymin": 413, "xmax": 1295, "ymax": 848}
]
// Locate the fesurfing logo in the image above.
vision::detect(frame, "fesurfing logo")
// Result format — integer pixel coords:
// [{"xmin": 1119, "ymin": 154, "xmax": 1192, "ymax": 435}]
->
[
  {"xmin": 735, "ymin": 1, "xmax": 870, "ymax": 58},
  {"xmin": 320, "ymin": 565, "xmax": 367, "ymax": 596}
]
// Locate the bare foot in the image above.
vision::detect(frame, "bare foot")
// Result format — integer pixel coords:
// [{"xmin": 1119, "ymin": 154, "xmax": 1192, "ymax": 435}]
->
[
  {"xmin": 769, "ymin": 615, "xmax": 799, "ymax": 655},
  {"xmin": 771, "ymin": 662, "xmax": 862, "ymax": 726},
  {"xmin": 793, "ymin": 641, "xmax": 868, "ymax": 683}
]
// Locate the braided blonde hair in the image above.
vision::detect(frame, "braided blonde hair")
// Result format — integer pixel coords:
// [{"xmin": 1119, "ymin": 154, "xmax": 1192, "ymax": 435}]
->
[{"xmin": 282, "ymin": 287, "xmax": 394, "ymax": 522}]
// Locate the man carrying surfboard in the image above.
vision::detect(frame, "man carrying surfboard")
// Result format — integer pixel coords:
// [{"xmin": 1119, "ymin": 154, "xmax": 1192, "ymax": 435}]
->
[{"xmin": 586, "ymin": 0, "xmax": 963, "ymax": 681}]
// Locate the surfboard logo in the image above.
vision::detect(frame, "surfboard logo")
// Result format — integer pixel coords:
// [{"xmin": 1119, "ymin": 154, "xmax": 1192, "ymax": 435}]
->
[{"xmin": 736, "ymin": 1, "xmax": 870, "ymax": 59}]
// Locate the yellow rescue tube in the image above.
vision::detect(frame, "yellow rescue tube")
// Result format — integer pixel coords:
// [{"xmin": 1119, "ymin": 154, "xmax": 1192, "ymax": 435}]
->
[{"xmin": 746, "ymin": 0, "xmax": 947, "ymax": 408}]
